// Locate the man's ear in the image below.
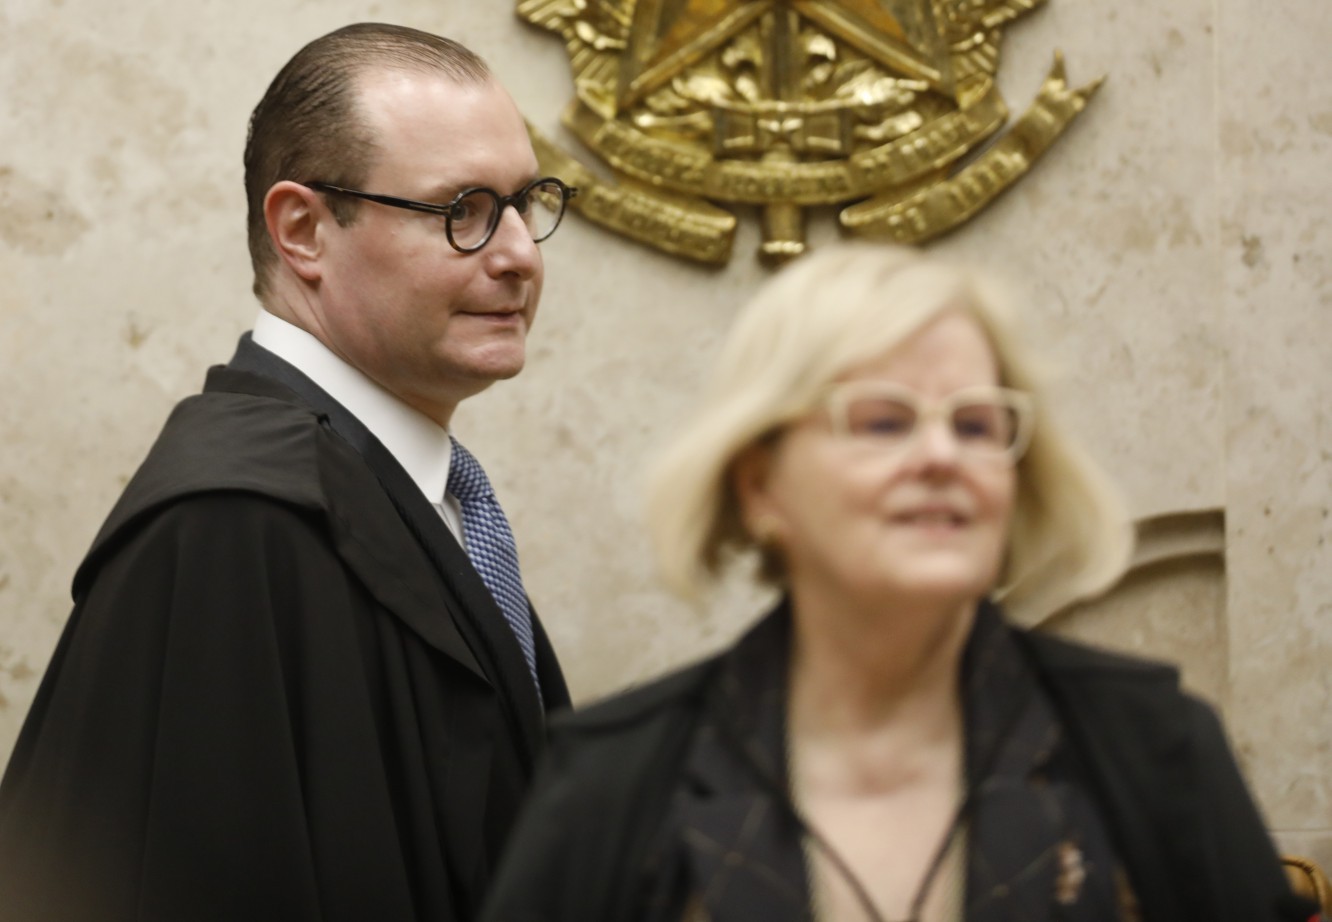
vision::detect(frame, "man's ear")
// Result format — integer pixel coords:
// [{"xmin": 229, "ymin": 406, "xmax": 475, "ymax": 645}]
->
[{"xmin": 264, "ymin": 181, "xmax": 326, "ymax": 283}]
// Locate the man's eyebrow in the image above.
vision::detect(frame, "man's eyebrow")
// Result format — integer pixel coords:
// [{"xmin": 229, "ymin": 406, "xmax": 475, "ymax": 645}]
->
[
  {"xmin": 417, "ymin": 182, "xmax": 468, "ymax": 204},
  {"xmin": 421, "ymin": 175, "xmax": 544, "ymax": 201}
]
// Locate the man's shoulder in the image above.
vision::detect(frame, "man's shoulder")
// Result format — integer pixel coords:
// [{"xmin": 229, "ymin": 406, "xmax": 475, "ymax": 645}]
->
[
  {"xmin": 74, "ymin": 371, "xmax": 363, "ymax": 596},
  {"xmin": 118, "ymin": 378, "xmax": 330, "ymax": 513}
]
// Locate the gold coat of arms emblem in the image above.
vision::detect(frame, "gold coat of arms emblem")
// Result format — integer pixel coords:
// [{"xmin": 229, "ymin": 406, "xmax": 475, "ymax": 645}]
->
[{"xmin": 519, "ymin": 0, "xmax": 1101, "ymax": 263}]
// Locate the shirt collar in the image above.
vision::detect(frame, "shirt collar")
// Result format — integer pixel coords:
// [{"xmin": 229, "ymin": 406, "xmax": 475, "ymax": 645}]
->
[{"xmin": 251, "ymin": 309, "xmax": 452, "ymax": 505}]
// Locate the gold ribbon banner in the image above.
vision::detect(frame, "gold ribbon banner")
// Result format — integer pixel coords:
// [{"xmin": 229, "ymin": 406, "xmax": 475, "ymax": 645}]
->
[
  {"xmin": 565, "ymin": 87, "xmax": 1010, "ymax": 205},
  {"xmin": 527, "ymin": 121, "xmax": 737, "ymax": 264},
  {"xmin": 840, "ymin": 54, "xmax": 1102, "ymax": 243}
]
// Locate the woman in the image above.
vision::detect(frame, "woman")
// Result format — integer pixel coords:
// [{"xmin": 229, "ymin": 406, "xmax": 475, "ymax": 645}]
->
[{"xmin": 481, "ymin": 244, "xmax": 1297, "ymax": 922}]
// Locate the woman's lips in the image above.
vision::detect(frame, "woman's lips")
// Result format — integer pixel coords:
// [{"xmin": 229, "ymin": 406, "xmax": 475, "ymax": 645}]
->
[{"xmin": 890, "ymin": 508, "xmax": 969, "ymax": 527}]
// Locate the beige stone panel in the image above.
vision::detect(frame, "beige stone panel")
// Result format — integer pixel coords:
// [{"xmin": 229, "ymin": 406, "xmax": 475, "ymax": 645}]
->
[
  {"xmin": 1217, "ymin": 2, "xmax": 1332, "ymax": 837},
  {"xmin": 934, "ymin": 0, "xmax": 1227, "ymax": 519},
  {"xmin": 1046, "ymin": 557, "xmax": 1228, "ymax": 708},
  {"xmin": 1, "ymin": 0, "xmax": 265, "ymax": 745}
]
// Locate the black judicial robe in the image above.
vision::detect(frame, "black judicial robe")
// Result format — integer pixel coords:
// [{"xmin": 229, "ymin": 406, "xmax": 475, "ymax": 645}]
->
[{"xmin": 0, "ymin": 344, "xmax": 569, "ymax": 921}]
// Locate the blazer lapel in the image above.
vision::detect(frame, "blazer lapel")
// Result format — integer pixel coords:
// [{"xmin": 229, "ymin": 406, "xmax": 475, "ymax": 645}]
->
[{"xmin": 677, "ymin": 606, "xmax": 813, "ymax": 921}]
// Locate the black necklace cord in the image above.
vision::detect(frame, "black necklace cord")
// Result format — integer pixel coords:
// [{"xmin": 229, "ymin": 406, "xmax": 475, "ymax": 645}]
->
[{"xmin": 710, "ymin": 660, "xmax": 1037, "ymax": 922}]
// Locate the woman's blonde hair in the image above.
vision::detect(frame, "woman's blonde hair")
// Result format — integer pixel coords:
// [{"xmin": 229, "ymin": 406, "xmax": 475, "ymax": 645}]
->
[{"xmin": 646, "ymin": 242, "xmax": 1133, "ymax": 620}]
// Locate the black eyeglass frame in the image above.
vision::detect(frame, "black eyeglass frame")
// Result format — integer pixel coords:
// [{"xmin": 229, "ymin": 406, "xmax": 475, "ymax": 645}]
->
[{"xmin": 304, "ymin": 176, "xmax": 578, "ymax": 253}]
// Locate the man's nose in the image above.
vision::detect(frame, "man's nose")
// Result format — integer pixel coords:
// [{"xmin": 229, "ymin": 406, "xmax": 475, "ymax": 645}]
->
[{"xmin": 484, "ymin": 204, "xmax": 541, "ymax": 278}]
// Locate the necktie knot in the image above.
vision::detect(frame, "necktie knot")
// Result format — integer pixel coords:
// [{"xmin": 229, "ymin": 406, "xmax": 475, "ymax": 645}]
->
[{"xmin": 446, "ymin": 438, "xmax": 493, "ymax": 503}]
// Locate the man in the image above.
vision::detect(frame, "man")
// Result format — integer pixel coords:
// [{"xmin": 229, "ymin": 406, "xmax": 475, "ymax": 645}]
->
[{"xmin": 0, "ymin": 23, "xmax": 572, "ymax": 921}]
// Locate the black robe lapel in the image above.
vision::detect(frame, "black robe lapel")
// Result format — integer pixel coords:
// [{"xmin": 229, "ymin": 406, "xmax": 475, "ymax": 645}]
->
[{"xmin": 224, "ymin": 334, "xmax": 546, "ymax": 765}]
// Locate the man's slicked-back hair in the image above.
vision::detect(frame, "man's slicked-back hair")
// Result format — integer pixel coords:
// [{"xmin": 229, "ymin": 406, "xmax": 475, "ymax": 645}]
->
[{"xmin": 243, "ymin": 22, "xmax": 492, "ymax": 299}]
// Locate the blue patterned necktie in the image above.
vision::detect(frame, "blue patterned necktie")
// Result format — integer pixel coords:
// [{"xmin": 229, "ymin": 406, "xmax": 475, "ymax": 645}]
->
[{"xmin": 446, "ymin": 437, "xmax": 539, "ymax": 689}]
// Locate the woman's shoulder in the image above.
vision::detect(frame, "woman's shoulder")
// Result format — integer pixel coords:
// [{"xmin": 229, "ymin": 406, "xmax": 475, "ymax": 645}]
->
[
  {"xmin": 1010, "ymin": 624, "xmax": 1210, "ymax": 738},
  {"xmin": 511, "ymin": 658, "xmax": 722, "ymax": 873},
  {"xmin": 1011, "ymin": 624, "xmax": 1247, "ymax": 778},
  {"xmin": 548, "ymin": 603, "xmax": 788, "ymax": 750},
  {"xmin": 550, "ymin": 656, "xmax": 719, "ymax": 744},
  {"xmin": 1016, "ymin": 625, "xmax": 1182, "ymax": 685}
]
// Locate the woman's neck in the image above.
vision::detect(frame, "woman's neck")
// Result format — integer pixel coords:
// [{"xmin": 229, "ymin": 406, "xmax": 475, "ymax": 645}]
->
[{"xmin": 785, "ymin": 581, "xmax": 978, "ymax": 744}]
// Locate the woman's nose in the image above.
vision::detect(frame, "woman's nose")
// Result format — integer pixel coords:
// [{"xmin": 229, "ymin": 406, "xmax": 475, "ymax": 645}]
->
[{"xmin": 910, "ymin": 418, "xmax": 962, "ymax": 468}]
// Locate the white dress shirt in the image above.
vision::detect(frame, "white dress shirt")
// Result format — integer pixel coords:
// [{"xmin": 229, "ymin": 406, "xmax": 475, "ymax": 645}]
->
[{"xmin": 251, "ymin": 309, "xmax": 466, "ymax": 542}]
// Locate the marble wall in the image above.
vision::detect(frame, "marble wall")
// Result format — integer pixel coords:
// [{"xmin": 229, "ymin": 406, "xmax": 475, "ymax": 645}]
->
[{"xmin": 1, "ymin": 0, "xmax": 1328, "ymax": 871}]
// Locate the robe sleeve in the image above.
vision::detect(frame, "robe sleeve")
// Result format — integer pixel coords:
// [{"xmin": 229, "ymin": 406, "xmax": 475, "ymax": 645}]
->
[{"xmin": 0, "ymin": 492, "xmax": 397, "ymax": 921}]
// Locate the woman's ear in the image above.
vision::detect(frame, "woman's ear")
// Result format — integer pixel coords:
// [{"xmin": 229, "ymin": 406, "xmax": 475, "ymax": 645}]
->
[
  {"xmin": 264, "ymin": 181, "xmax": 325, "ymax": 283},
  {"xmin": 731, "ymin": 441, "xmax": 779, "ymax": 543}
]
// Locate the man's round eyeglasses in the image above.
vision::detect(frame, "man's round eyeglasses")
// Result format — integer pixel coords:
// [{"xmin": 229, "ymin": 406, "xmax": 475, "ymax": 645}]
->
[{"xmin": 304, "ymin": 176, "xmax": 578, "ymax": 253}]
